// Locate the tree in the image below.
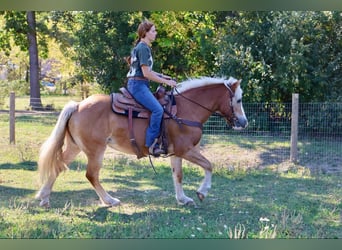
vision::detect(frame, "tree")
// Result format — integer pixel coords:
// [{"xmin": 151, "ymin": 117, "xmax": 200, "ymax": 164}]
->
[
  {"xmin": 0, "ymin": 11, "xmax": 51, "ymax": 109},
  {"xmin": 71, "ymin": 11, "xmax": 221, "ymax": 93},
  {"xmin": 151, "ymin": 11, "xmax": 219, "ymax": 79},
  {"xmin": 219, "ymin": 11, "xmax": 342, "ymax": 103},
  {"xmin": 27, "ymin": 11, "xmax": 42, "ymax": 109}
]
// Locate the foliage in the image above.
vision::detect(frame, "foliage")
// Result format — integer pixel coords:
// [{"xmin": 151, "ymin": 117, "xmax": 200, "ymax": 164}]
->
[
  {"xmin": 69, "ymin": 11, "xmax": 221, "ymax": 92},
  {"xmin": 1, "ymin": 11, "xmax": 49, "ymax": 58},
  {"xmin": 0, "ymin": 80, "xmax": 29, "ymax": 97},
  {"xmin": 1, "ymin": 11, "xmax": 341, "ymax": 103},
  {"xmin": 70, "ymin": 11, "xmax": 141, "ymax": 92},
  {"xmin": 219, "ymin": 11, "xmax": 342, "ymax": 103},
  {"xmin": 150, "ymin": 11, "xmax": 220, "ymax": 80}
]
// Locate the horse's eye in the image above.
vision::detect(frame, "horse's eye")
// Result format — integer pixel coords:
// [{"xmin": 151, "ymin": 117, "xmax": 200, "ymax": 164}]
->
[{"xmin": 237, "ymin": 99, "xmax": 242, "ymax": 104}]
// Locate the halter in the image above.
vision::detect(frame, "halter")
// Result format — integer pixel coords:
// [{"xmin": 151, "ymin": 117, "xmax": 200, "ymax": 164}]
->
[{"xmin": 173, "ymin": 83, "xmax": 237, "ymax": 127}]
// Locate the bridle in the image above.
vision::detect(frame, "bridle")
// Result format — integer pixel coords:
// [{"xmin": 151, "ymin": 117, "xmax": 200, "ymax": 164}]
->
[{"xmin": 172, "ymin": 84, "xmax": 238, "ymax": 127}]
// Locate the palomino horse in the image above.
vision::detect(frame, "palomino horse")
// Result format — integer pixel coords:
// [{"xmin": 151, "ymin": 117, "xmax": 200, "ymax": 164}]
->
[{"xmin": 35, "ymin": 76, "xmax": 248, "ymax": 207}]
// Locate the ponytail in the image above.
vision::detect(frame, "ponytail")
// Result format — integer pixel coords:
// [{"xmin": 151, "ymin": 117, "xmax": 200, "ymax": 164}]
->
[{"xmin": 126, "ymin": 20, "xmax": 154, "ymax": 66}]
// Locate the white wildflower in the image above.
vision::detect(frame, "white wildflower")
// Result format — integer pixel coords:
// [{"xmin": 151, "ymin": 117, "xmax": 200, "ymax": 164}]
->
[{"xmin": 259, "ymin": 217, "xmax": 270, "ymax": 222}]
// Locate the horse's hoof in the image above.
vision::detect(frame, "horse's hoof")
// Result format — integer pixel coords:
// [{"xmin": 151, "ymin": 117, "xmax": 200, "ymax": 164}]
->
[
  {"xmin": 101, "ymin": 198, "xmax": 121, "ymax": 207},
  {"xmin": 110, "ymin": 201, "xmax": 121, "ymax": 207},
  {"xmin": 39, "ymin": 200, "xmax": 50, "ymax": 208},
  {"xmin": 177, "ymin": 198, "xmax": 197, "ymax": 207},
  {"xmin": 196, "ymin": 192, "xmax": 205, "ymax": 202}
]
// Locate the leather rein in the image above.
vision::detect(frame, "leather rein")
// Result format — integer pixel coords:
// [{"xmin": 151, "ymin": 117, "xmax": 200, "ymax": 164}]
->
[{"xmin": 170, "ymin": 85, "xmax": 237, "ymax": 128}]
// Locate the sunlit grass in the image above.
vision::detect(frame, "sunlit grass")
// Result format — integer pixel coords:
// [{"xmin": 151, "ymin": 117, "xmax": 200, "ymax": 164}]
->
[
  {"xmin": 2, "ymin": 95, "xmax": 82, "ymax": 111},
  {"xmin": 1, "ymin": 152, "xmax": 341, "ymax": 238}
]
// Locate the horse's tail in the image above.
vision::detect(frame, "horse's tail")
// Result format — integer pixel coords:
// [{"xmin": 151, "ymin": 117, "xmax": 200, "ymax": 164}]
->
[{"xmin": 37, "ymin": 101, "xmax": 79, "ymax": 185}]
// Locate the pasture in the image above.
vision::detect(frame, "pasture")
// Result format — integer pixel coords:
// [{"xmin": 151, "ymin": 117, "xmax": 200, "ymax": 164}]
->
[{"xmin": 0, "ymin": 96, "xmax": 341, "ymax": 239}]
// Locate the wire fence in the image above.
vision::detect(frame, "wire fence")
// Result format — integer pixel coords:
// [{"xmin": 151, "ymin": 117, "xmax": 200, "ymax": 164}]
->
[
  {"xmin": 1, "ymin": 95, "xmax": 341, "ymax": 174},
  {"xmin": 203, "ymin": 102, "xmax": 342, "ymax": 174}
]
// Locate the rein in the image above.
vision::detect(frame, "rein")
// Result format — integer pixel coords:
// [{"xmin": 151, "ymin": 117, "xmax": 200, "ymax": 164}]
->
[
  {"xmin": 173, "ymin": 88, "xmax": 217, "ymax": 114},
  {"xmin": 164, "ymin": 89, "xmax": 203, "ymax": 130},
  {"xmin": 172, "ymin": 85, "xmax": 237, "ymax": 127}
]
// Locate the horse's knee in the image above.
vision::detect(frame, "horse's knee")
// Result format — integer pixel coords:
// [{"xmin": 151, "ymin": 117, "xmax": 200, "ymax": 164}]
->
[{"xmin": 85, "ymin": 170, "xmax": 98, "ymax": 184}]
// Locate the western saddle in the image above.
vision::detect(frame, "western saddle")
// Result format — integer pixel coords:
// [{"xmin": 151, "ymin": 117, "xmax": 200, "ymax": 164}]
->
[{"xmin": 111, "ymin": 86, "xmax": 176, "ymax": 158}]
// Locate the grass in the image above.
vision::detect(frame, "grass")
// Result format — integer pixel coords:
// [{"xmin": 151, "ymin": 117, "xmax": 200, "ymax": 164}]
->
[
  {"xmin": 1, "ymin": 94, "xmax": 82, "ymax": 111},
  {"xmin": 0, "ymin": 156, "xmax": 341, "ymax": 239},
  {"xmin": 0, "ymin": 96, "xmax": 341, "ymax": 239}
]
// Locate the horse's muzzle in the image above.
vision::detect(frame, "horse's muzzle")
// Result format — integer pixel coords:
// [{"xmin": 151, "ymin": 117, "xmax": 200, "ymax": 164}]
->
[{"xmin": 232, "ymin": 117, "xmax": 248, "ymax": 130}]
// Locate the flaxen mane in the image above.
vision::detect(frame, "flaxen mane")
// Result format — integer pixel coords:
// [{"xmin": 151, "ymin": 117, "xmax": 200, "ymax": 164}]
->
[{"xmin": 174, "ymin": 76, "xmax": 238, "ymax": 94}]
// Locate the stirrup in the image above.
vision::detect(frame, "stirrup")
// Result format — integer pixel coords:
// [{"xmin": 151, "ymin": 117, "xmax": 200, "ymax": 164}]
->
[{"xmin": 148, "ymin": 139, "xmax": 165, "ymax": 157}]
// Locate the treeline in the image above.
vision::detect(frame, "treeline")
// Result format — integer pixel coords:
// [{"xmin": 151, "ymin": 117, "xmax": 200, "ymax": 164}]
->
[{"xmin": 1, "ymin": 11, "xmax": 341, "ymax": 103}]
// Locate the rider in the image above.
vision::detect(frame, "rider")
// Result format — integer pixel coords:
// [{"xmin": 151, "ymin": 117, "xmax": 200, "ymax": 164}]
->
[{"xmin": 126, "ymin": 20, "xmax": 177, "ymax": 156}]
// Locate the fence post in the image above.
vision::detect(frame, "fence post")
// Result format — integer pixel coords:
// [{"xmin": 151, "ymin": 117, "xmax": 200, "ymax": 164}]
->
[
  {"xmin": 9, "ymin": 92, "xmax": 15, "ymax": 144},
  {"xmin": 290, "ymin": 93, "xmax": 299, "ymax": 163}
]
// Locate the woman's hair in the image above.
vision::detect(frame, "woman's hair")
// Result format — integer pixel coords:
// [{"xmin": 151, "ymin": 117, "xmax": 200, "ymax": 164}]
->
[
  {"xmin": 135, "ymin": 19, "xmax": 154, "ymax": 45},
  {"xmin": 125, "ymin": 19, "xmax": 155, "ymax": 66}
]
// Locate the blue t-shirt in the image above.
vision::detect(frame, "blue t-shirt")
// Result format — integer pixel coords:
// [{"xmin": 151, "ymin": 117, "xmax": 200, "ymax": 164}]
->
[{"xmin": 127, "ymin": 42, "xmax": 153, "ymax": 78}]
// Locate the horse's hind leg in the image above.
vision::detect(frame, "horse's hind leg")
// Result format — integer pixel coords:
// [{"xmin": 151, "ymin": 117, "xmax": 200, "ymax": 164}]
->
[{"xmin": 85, "ymin": 147, "xmax": 120, "ymax": 207}]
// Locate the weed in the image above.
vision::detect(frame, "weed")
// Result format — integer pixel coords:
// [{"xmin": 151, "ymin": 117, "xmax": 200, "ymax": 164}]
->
[{"xmin": 227, "ymin": 223, "xmax": 246, "ymax": 239}]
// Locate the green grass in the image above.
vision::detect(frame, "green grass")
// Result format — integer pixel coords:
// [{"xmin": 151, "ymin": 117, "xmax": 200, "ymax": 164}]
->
[
  {"xmin": 0, "ymin": 146, "xmax": 341, "ymax": 238},
  {"xmin": 2, "ymin": 95, "xmax": 82, "ymax": 111},
  {"xmin": 0, "ymin": 100, "xmax": 341, "ymax": 239}
]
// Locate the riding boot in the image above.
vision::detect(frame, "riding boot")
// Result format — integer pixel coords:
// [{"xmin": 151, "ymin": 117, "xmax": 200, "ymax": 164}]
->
[{"xmin": 148, "ymin": 138, "xmax": 165, "ymax": 157}]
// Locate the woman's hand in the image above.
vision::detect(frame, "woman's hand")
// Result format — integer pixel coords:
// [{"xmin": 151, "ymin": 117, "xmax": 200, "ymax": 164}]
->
[{"xmin": 164, "ymin": 78, "xmax": 177, "ymax": 87}]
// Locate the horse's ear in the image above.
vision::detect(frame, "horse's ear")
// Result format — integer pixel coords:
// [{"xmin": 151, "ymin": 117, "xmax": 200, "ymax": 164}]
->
[
  {"xmin": 235, "ymin": 79, "xmax": 242, "ymax": 87},
  {"xmin": 230, "ymin": 79, "xmax": 241, "ymax": 91}
]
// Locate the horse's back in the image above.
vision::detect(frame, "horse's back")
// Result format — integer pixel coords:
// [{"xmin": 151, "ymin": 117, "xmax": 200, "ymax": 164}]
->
[{"xmin": 68, "ymin": 93, "xmax": 149, "ymax": 156}]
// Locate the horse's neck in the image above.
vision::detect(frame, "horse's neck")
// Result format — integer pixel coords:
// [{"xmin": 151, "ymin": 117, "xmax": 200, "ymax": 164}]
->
[{"xmin": 176, "ymin": 85, "xmax": 224, "ymax": 122}]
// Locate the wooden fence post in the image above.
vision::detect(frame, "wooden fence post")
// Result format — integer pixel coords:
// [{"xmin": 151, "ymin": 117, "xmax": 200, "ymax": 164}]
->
[
  {"xmin": 290, "ymin": 93, "xmax": 299, "ymax": 163},
  {"xmin": 9, "ymin": 92, "xmax": 15, "ymax": 144}
]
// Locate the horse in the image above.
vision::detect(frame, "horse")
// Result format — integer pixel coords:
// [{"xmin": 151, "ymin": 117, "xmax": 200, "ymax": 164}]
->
[{"xmin": 35, "ymin": 76, "xmax": 248, "ymax": 207}]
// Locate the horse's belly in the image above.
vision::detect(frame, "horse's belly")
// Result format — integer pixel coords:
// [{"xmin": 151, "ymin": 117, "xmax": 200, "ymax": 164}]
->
[{"xmin": 106, "ymin": 136, "xmax": 137, "ymax": 155}]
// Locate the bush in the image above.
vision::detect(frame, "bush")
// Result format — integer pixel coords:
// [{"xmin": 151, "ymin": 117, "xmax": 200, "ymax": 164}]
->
[{"xmin": 0, "ymin": 80, "xmax": 30, "ymax": 96}]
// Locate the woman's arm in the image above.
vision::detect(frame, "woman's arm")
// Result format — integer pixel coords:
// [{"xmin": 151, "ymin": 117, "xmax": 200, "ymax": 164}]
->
[{"xmin": 141, "ymin": 65, "xmax": 177, "ymax": 87}]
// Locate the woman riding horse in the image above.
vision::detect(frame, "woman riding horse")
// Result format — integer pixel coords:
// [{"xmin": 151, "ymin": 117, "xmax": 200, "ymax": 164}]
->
[{"xmin": 36, "ymin": 76, "xmax": 248, "ymax": 207}]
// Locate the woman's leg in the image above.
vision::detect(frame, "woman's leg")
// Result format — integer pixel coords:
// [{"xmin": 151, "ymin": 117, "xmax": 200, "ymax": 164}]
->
[{"xmin": 127, "ymin": 80, "xmax": 163, "ymax": 147}]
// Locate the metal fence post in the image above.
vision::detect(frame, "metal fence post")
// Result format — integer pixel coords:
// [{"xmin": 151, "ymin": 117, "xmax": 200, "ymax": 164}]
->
[
  {"xmin": 290, "ymin": 93, "xmax": 299, "ymax": 163},
  {"xmin": 9, "ymin": 92, "xmax": 15, "ymax": 144}
]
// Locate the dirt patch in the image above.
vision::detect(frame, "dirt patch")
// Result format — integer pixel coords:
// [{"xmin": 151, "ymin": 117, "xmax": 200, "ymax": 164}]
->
[{"xmin": 103, "ymin": 143, "xmax": 341, "ymax": 174}]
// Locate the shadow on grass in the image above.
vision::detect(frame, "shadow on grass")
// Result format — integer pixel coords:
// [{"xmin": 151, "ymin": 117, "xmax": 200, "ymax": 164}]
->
[
  {"xmin": 0, "ymin": 161, "xmax": 36, "ymax": 171},
  {"xmin": 0, "ymin": 185, "xmax": 36, "ymax": 202}
]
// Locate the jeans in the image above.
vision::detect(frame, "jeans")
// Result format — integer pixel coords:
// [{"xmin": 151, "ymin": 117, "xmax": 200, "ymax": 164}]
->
[{"xmin": 127, "ymin": 79, "xmax": 163, "ymax": 147}]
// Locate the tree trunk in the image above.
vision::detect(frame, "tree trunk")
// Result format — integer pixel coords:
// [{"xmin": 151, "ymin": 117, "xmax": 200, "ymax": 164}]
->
[{"xmin": 27, "ymin": 11, "xmax": 42, "ymax": 110}]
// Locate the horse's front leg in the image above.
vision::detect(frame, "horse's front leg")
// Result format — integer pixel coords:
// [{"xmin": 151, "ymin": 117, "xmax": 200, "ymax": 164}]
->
[
  {"xmin": 85, "ymin": 147, "xmax": 120, "ymax": 207},
  {"xmin": 170, "ymin": 156, "xmax": 196, "ymax": 206},
  {"xmin": 182, "ymin": 146, "xmax": 212, "ymax": 202}
]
